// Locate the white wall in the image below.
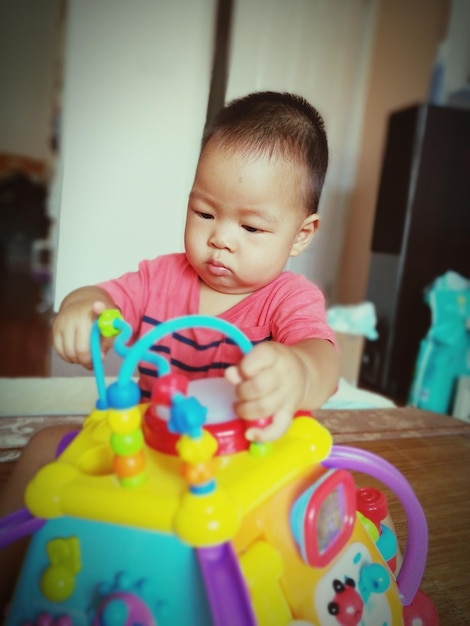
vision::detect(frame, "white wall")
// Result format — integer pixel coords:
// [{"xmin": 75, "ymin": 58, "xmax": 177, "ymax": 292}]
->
[
  {"xmin": 226, "ymin": 0, "xmax": 378, "ymax": 301},
  {"xmin": 0, "ymin": 0, "xmax": 61, "ymax": 161},
  {"xmin": 53, "ymin": 0, "xmax": 216, "ymax": 308},
  {"xmin": 443, "ymin": 0, "xmax": 470, "ymax": 98},
  {"xmin": 54, "ymin": 0, "xmax": 378, "ymax": 310}
]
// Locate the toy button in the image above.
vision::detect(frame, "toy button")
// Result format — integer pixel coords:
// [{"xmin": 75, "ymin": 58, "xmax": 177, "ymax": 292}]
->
[{"xmin": 356, "ymin": 486, "xmax": 388, "ymax": 531}]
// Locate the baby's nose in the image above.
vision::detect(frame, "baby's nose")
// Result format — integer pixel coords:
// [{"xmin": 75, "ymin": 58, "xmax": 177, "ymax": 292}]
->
[{"xmin": 209, "ymin": 224, "xmax": 234, "ymax": 251}]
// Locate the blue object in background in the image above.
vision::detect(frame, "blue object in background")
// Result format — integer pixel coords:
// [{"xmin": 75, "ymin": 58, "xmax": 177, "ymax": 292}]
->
[
  {"xmin": 327, "ymin": 301, "xmax": 378, "ymax": 341},
  {"xmin": 409, "ymin": 271, "xmax": 470, "ymax": 414}
]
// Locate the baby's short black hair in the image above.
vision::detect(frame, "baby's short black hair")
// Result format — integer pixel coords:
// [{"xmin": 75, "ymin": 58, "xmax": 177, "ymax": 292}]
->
[{"xmin": 202, "ymin": 91, "xmax": 329, "ymax": 215}]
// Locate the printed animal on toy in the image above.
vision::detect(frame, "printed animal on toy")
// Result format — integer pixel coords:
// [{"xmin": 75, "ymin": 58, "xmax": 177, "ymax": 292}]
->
[
  {"xmin": 327, "ymin": 578, "xmax": 363, "ymax": 625},
  {"xmin": 1, "ymin": 312, "xmax": 439, "ymax": 625}
]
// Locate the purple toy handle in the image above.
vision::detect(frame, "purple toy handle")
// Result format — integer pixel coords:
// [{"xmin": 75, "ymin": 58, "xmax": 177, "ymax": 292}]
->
[
  {"xmin": 0, "ymin": 508, "xmax": 45, "ymax": 550},
  {"xmin": 323, "ymin": 444, "xmax": 428, "ymax": 606},
  {"xmin": 197, "ymin": 543, "xmax": 256, "ymax": 626}
]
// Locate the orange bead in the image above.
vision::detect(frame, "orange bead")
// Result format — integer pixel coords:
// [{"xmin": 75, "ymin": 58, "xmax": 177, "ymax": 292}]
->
[
  {"xmin": 180, "ymin": 460, "xmax": 215, "ymax": 485},
  {"xmin": 113, "ymin": 450, "xmax": 146, "ymax": 478}
]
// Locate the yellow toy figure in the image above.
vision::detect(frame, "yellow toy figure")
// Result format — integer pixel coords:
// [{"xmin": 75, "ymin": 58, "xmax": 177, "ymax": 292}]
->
[{"xmin": 1, "ymin": 313, "xmax": 439, "ymax": 626}]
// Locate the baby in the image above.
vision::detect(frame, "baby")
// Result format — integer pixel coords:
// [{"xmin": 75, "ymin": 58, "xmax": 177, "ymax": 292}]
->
[{"xmin": 53, "ymin": 90, "xmax": 339, "ymax": 442}]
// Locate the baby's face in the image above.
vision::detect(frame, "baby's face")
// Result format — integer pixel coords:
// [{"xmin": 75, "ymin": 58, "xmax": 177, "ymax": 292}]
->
[{"xmin": 184, "ymin": 142, "xmax": 317, "ymax": 296}]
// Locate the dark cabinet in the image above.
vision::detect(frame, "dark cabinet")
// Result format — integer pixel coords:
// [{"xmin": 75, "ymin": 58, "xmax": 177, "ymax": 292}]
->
[{"xmin": 359, "ymin": 104, "xmax": 470, "ymax": 403}]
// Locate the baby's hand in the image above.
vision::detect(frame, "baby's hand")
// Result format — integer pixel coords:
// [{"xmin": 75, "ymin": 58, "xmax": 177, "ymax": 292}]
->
[
  {"xmin": 53, "ymin": 289, "xmax": 116, "ymax": 369},
  {"xmin": 225, "ymin": 342, "xmax": 310, "ymax": 442}
]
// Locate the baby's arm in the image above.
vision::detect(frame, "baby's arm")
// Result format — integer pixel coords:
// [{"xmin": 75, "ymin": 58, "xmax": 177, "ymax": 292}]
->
[
  {"xmin": 225, "ymin": 338, "xmax": 339, "ymax": 442},
  {"xmin": 53, "ymin": 286, "xmax": 117, "ymax": 369}
]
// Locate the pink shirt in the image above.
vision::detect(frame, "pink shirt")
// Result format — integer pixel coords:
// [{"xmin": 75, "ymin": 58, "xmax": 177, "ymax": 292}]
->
[{"xmin": 100, "ymin": 253, "xmax": 335, "ymax": 399}]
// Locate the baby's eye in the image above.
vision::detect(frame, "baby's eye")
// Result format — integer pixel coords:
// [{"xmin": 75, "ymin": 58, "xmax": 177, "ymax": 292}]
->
[
  {"xmin": 197, "ymin": 211, "xmax": 214, "ymax": 220},
  {"xmin": 243, "ymin": 225, "xmax": 262, "ymax": 233}
]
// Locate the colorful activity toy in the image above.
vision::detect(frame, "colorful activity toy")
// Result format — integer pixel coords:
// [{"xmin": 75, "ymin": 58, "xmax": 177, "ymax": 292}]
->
[{"xmin": 1, "ymin": 313, "xmax": 439, "ymax": 625}]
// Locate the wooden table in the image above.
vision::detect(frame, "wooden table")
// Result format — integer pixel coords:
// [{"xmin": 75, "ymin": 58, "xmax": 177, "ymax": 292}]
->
[{"xmin": 1, "ymin": 407, "xmax": 470, "ymax": 624}]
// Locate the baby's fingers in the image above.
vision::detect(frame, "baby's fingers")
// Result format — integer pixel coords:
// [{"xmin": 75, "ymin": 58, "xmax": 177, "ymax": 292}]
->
[
  {"xmin": 225, "ymin": 365, "xmax": 243, "ymax": 385},
  {"xmin": 52, "ymin": 330, "xmax": 67, "ymax": 362},
  {"xmin": 91, "ymin": 300, "xmax": 109, "ymax": 317},
  {"xmin": 72, "ymin": 324, "xmax": 94, "ymax": 368},
  {"xmin": 237, "ymin": 342, "xmax": 278, "ymax": 379},
  {"xmin": 245, "ymin": 410, "xmax": 293, "ymax": 443}
]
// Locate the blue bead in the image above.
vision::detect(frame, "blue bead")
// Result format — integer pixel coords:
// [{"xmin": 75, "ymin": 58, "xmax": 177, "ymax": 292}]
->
[{"xmin": 107, "ymin": 381, "xmax": 141, "ymax": 409}]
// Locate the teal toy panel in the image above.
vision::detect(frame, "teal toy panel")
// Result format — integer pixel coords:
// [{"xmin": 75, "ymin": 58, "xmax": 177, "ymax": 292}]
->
[{"xmin": 6, "ymin": 517, "xmax": 212, "ymax": 626}]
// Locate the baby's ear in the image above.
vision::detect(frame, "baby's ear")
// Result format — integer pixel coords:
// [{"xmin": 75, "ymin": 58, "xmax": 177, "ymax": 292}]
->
[{"xmin": 290, "ymin": 214, "xmax": 319, "ymax": 257}]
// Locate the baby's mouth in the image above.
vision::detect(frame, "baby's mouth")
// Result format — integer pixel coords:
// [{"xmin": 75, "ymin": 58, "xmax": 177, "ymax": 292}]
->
[{"xmin": 207, "ymin": 259, "xmax": 230, "ymax": 276}]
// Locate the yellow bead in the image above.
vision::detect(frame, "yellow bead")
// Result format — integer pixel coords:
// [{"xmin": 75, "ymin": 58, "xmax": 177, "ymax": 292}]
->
[
  {"xmin": 176, "ymin": 430, "xmax": 218, "ymax": 463},
  {"xmin": 107, "ymin": 407, "xmax": 141, "ymax": 434}
]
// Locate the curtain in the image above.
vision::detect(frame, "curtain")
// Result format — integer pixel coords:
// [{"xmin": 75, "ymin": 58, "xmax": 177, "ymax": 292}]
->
[{"xmin": 226, "ymin": 0, "xmax": 379, "ymax": 302}]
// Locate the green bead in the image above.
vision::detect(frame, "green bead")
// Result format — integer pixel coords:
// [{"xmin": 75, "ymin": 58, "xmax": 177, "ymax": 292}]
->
[
  {"xmin": 110, "ymin": 429, "xmax": 143, "ymax": 456},
  {"xmin": 97, "ymin": 309, "xmax": 123, "ymax": 337},
  {"xmin": 121, "ymin": 473, "xmax": 147, "ymax": 488},
  {"xmin": 249, "ymin": 441, "xmax": 273, "ymax": 458}
]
